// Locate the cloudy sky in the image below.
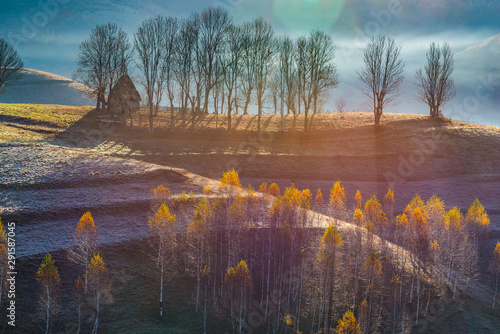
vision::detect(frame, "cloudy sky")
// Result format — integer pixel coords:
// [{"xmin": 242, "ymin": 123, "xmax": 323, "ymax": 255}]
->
[{"xmin": 0, "ymin": 0, "xmax": 499, "ymax": 125}]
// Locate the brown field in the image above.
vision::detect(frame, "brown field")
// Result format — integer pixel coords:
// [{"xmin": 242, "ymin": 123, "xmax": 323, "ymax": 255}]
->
[{"xmin": 1, "ymin": 103, "xmax": 500, "ymax": 332}]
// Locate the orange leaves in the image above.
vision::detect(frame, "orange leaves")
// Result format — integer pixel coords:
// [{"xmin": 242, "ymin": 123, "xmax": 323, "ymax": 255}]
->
[
  {"xmin": 268, "ymin": 183, "xmax": 280, "ymax": 197},
  {"xmin": 259, "ymin": 181, "xmax": 268, "ymax": 193},
  {"xmin": 354, "ymin": 190, "xmax": 362, "ymax": 210},
  {"xmin": 321, "ymin": 224, "xmax": 343, "ymax": 248},
  {"xmin": 465, "ymin": 198, "xmax": 490, "ymax": 235},
  {"xmin": 426, "ymin": 195, "xmax": 445, "ymax": 225},
  {"xmin": 76, "ymin": 211, "xmax": 96, "ymax": 236},
  {"xmin": 314, "ymin": 189, "xmax": 324, "ymax": 209},
  {"xmin": 336, "ymin": 310, "xmax": 362, "ymax": 334},
  {"xmin": 430, "ymin": 239, "xmax": 441, "ymax": 253},
  {"xmin": 86, "ymin": 253, "xmax": 109, "ymax": 294},
  {"xmin": 394, "ymin": 213, "xmax": 408, "ymax": 228},
  {"xmin": 224, "ymin": 260, "xmax": 252, "ymax": 289},
  {"xmin": 151, "ymin": 185, "xmax": 171, "ymax": 210},
  {"xmin": 494, "ymin": 242, "xmax": 500, "ymax": 259},
  {"xmin": 444, "ymin": 207, "xmax": 463, "ymax": 231},
  {"xmin": 329, "ymin": 180, "xmax": 346, "ymax": 217},
  {"xmin": 352, "ymin": 208, "xmax": 364, "ymax": 226},
  {"xmin": 364, "ymin": 195, "xmax": 386, "ymax": 229},
  {"xmin": 149, "ymin": 203, "xmax": 176, "ymax": 232},
  {"xmin": 36, "ymin": 253, "xmax": 61, "ymax": 287},
  {"xmin": 219, "ymin": 169, "xmax": 241, "ymax": 190},
  {"xmin": 201, "ymin": 265, "xmax": 210, "ymax": 279}
]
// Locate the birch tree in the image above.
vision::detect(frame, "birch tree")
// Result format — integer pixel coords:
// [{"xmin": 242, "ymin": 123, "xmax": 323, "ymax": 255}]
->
[
  {"xmin": 148, "ymin": 203, "xmax": 177, "ymax": 316},
  {"xmin": 86, "ymin": 253, "xmax": 110, "ymax": 334},
  {"xmin": 36, "ymin": 253, "xmax": 60, "ymax": 334}
]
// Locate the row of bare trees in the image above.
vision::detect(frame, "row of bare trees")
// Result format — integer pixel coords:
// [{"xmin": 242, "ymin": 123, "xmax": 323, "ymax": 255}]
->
[{"xmin": 75, "ymin": 8, "xmax": 339, "ymax": 132}]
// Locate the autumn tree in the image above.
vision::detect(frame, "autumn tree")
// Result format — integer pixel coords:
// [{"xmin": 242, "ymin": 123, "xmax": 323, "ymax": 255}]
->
[
  {"xmin": 219, "ymin": 169, "xmax": 242, "ymax": 196},
  {"xmin": 364, "ymin": 195, "xmax": 387, "ymax": 238},
  {"xmin": 465, "ymin": 198, "xmax": 490, "ymax": 249},
  {"xmin": 188, "ymin": 198, "xmax": 212, "ymax": 312},
  {"xmin": 224, "ymin": 260, "xmax": 253, "ymax": 333},
  {"xmin": 383, "ymin": 189, "xmax": 395, "ymax": 225},
  {"xmin": 329, "ymin": 181, "xmax": 347, "ymax": 221},
  {"xmin": 86, "ymin": 253, "xmax": 111, "ymax": 334},
  {"xmin": 354, "ymin": 190, "xmax": 362, "ymax": 210},
  {"xmin": 151, "ymin": 185, "xmax": 172, "ymax": 212},
  {"xmin": 70, "ymin": 211, "xmax": 98, "ymax": 293},
  {"xmin": 358, "ymin": 35, "xmax": 405, "ymax": 125},
  {"xmin": 316, "ymin": 224, "xmax": 343, "ymax": 331},
  {"xmin": 149, "ymin": 203, "xmax": 177, "ymax": 316},
  {"xmin": 415, "ymin": 42, "xmax": 455, "ymax": 117},
  {"xmin": 36, "ymin": 253, "xmax": 60, "ymax": 334},
  {"xmin": 0, "ymin": 39, "xmax": 23, "ymax": 89},
  {"xmin": 490, "ymin": 242, "xmax": 500, "ymax": 310},
  {"xmin": 268, "ymin": 182, "xmax": 281, "ymax": 197},
  {"xmin": 336, "ymin": 310, "xmax": 362, "ymax": 334}
]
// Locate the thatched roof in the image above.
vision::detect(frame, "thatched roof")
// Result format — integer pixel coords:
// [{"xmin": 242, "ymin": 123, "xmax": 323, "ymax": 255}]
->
[{"xmin": 108, "ymin": 74, "xmax": 141, "ymax": 104}]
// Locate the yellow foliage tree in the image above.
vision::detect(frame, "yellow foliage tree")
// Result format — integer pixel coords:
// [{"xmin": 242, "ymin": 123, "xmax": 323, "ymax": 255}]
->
[
  {"xmin": 148, "ymin": 203, "xmax": 177, "ymax": 316},
  {"xmin": 314, "ymin": 188, "xmax": 324, "ymax": 210},
  {"xmin": 151, "ymin": 185, "xmax": 171, "ymax": 211},
  {"xmin": 465, "ymin": 198, "xmax": 490, "ymax": 240},
  {"xmin": 86, "ymin": 253, "xmax": 110, "ymax": 334},
  {"xmin": 219, "ymin": 169, "xmax": 242, "ymax": 194},
  {"xmin": 268, "ymin": 182, "xmax": 281, "ymax": 197},
  {"xmin": 329, "ymin": 180, "xmax": 347, "ymax": 219},
  {"xmin": 364, "ymin": 195, "xmax": 387, "ymax": 233},
  {"xmin": 72, "ymin": 211, "xmax": 97, "ymax": 293},
  {"xmin": 336, "ymin": 310, "xmax": 362, "ymax": 334},
  {"xmin": 36, "ymin": 253, "xmax": 60, "ymax": 334},
  {"xmin": 354, "ymin": 190, "xmax": 362, "ymax": 210}
]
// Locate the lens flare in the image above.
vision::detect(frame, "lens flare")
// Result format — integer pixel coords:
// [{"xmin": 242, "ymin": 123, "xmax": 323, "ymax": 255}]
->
[{"xmin": 273, "ymin": 0, "xmax": 345, "ymax": 32}]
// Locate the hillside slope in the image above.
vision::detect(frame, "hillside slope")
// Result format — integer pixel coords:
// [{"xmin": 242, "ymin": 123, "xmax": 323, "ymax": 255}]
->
[{"xmin": 0, "ymin": 68, "xmax": 95, "ymax": 106}]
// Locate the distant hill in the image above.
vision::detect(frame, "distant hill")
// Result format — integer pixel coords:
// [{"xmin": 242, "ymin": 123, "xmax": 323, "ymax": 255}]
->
[{"xmin": 0, "ymin": 68, "xmax": 95, "ymax": 106}]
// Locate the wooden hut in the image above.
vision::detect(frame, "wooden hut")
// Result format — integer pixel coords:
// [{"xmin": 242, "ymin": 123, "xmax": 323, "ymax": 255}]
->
[{"xmin": 107, "ymin": 74, "xmax": 141, "ymax": 125}]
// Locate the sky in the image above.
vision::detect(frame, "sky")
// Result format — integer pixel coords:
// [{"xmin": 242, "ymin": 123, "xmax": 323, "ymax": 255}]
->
[{"xmin": 0, "ymin": 0, "xmax": 499, "ymax": 125}]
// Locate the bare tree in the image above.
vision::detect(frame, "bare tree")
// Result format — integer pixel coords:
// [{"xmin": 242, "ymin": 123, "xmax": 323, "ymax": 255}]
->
[
  {"xmin": 199, "ymin": 7, "xmax": 231, "ymax": 114},
  {"xmin": 335, "ymin": 98, "xmax": 347, "ymax": 113},
  {"xmin": 160, "ymin": 16, "xmax": 179, "ymax": 131},
  {"xmin": 252, "ymin": 18, "xmax": 275, "ymax": 133},
  {"xmin": 415, "ymin": 42, "xmax": 456, "ymax": 118},
  {"xmin": 276, "ymin": 36, "xmax": 298, "ymax": 130},
  {"xmin": 220, "ymin": 24, "xmax": 244, "ymax": 132},
  {"xmin": 75, "ymin": 23, "xmax": 131, "ymax": 111},
  {"xmin": 135, "ymin": 16, "xmax": 167, "ymax": 131},
  {"xmin": 358, "ymin": 35, "xmax": 404, "ymax": 125},
  {"xmin": 174, "ymin": 18, "xmax": 198, "ymax": 126},
  {"xmin": 297, "ymin": 30, "xmax": 338, "ymax": 132},
  {"xmin": 0, "ymin": 39, "xmax": 23, "ymax": 89}
]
